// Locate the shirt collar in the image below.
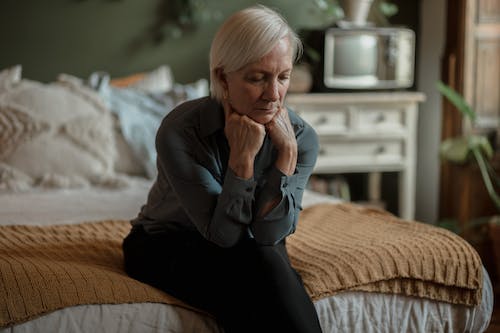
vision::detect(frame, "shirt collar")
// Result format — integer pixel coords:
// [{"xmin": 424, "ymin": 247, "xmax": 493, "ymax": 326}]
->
[{"xmin": 200, "ymin": 97, "xmax": 225, "ymax": 137}]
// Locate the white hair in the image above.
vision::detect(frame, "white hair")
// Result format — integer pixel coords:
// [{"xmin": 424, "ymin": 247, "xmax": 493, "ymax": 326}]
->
[{"xmin": 209, "ymin": 5, "xmax": 302, "ymax": 101}]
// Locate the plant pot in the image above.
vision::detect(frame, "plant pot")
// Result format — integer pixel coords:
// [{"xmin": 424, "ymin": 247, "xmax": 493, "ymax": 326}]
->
[{"xmin": 338, "ymin": 0, "xmax": 374, "ymax": 26}]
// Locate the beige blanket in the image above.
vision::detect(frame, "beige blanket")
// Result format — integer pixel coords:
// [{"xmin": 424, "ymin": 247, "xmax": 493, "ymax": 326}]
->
[
  {"xmin": 0, "ymin": 203, "xmax": 483, "ymax": 327},
  {"xmin": 288, "ymin": 203, "xmax": 482, "ymax": 305}
]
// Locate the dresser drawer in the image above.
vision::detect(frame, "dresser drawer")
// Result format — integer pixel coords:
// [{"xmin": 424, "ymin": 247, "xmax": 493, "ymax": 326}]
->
[
  {"xmin": 292, "ymin": 105, "xmax": 407, "ymax": 136},
  {"xmin": 356, "ymin": 107, "xmax": 406, "ymax": 132},
  {"xmin": 318, "ymin": 139, "xmax": 405, "ymax": 164},
  {"xmin": 292, "ymin": 107, "xmax": 349, "ymax": 135}
]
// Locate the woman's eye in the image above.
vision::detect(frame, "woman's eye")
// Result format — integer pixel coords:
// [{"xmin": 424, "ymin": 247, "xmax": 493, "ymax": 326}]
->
[
  {"xmin": 279, "ymin": 75, "xmax": 290, "ymax": 82},
  {"xmin": 247, "ymin": 75, "xmax": 264, "ymax": 82}
]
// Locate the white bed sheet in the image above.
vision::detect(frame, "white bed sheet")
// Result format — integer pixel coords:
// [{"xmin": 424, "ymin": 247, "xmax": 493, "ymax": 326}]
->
[
  {"xmin": 0, "ymin": 177, "xmax": 153, "ymax": 226},
  {"xmin": 0, "ymin": 178, "xmax": 493, "ymax": 333}
]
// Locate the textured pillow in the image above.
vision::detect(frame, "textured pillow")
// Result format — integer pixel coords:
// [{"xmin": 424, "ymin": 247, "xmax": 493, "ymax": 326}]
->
[
  {"xmin": 0, "ymin": 67, "xmax": 123, "ymax": 191},
  {"xmin": 60, "ymin": 73, "xmax": 148, "ymax": 177},
  {"xmin": 0, "ymin": 64, "xmax": 21, "ymax": 91},
  {"xmin": 112, "ymin": 114, "xmax": 146, "ymax": 176}
]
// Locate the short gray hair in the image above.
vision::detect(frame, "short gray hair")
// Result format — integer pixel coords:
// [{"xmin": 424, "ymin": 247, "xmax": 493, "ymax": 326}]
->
[{"xmin": 209, "ymin": 5, "xmax": 302, "ymax": 101}]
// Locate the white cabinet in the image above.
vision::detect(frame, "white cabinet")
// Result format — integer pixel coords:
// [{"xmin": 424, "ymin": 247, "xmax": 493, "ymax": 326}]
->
[{"xmin": 286, "ymin": 92, "xmax": 426, "ymax": 220}]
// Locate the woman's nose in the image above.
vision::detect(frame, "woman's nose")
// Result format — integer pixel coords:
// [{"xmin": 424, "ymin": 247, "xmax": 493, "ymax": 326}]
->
[{"xmin": 263, "ymin": 80, "xmax": 279, "ymax": 101}]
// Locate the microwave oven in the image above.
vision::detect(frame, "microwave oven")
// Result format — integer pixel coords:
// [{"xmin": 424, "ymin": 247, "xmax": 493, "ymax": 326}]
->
[{"xmin": 317, "ymin": 27, "xmax": 415, "ymax": 90}]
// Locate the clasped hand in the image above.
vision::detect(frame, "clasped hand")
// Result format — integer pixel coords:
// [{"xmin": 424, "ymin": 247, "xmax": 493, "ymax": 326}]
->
[{"xmin": 223, "ymin": 100, "xmax": 297, "ymax": 179}]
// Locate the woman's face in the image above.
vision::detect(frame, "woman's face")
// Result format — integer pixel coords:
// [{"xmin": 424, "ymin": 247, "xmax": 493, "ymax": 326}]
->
[{"xmin": 223, "ymin": 38, "xmax": 293, "ymax": 124}]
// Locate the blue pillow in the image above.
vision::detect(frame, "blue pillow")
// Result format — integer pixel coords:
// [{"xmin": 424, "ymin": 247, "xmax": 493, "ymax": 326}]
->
[{"xmin": 88, "ymin": 72, "xmax": 208, "ymax": 179}]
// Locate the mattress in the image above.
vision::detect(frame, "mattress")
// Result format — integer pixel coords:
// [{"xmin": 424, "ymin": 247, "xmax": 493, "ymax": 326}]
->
[{"xmin": 0, "ymin": 178, "xmax": 493, "ymax": 333}]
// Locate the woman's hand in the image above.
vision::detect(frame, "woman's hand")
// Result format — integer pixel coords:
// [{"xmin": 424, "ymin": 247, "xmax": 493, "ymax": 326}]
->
[
  {"xmin": 265, "ymin": 107, "xmax": 297, "ymax": 175},
  {"xmin": 223, "ymin": 100, "xmax": 266, "ymax": 179}
]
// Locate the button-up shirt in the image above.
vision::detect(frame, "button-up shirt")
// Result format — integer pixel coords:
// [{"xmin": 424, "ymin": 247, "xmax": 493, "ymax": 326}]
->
[{"xmin": 132, "ymin": 97, "xmax": 318, "ymax": 247}]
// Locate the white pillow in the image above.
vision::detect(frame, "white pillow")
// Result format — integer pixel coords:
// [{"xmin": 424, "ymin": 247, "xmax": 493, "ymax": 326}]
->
[
  {"xmin": 0, "ymin": 67, "xmax": 123, "ymax": 191},
  {"xmin": 61, "ymin": 72, "xmax": 147, "ymax": 177},
  {"xmin": 112, "ymin": 117, "xmax": 146, "ymax": 176}
]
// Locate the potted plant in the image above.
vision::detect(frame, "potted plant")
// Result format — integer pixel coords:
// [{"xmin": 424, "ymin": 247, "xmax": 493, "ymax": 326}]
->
[
  {"xmin": 436, "ymin": 80, "xmax": 499, "ymax": 212},
  {"xmin": 437, "ymin": 80, "xmax": 500, "ymax": 290}
]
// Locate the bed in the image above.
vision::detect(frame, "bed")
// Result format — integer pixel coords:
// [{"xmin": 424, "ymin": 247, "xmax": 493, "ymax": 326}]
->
[{"xmin": 0, "ymin": 65, "xmax": 494, "ymax": 333}]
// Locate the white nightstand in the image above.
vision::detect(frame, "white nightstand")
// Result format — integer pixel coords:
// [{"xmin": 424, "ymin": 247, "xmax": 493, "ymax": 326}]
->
[{"xmin": 286, "ymin": 92, "xmax": 426, "ymax": 220}]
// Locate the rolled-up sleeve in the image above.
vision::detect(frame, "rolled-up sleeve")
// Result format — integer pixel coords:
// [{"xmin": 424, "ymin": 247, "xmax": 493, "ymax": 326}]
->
[
  {"xmin": 250, "ymin": 121, "xmax": 319, "ymax": 245},
  {"xmin": 158, "ymin": 124, "xmax": 257, "ymax": 248}
]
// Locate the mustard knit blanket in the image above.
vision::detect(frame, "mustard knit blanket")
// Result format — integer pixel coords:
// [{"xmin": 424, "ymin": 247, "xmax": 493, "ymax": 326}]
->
[{"xmin": 0, "ymin": 203, "xmax": 483, "ymax": 327}]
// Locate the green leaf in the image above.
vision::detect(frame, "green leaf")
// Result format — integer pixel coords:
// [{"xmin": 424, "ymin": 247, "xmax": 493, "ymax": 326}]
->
[
  {"xmin": 472, "ymin": 147, "xmax": 500, "ymax": 211},
  {"xmin": 435, "ymin": 219, "xmax": 461, "ymax": 234},
  {"xmin": 440, "ymin": 137, "xmax": 472, "ymax": 163},
  {"xmin": 378, "ymin": 1, "xmax": 398, "ymax": 17},
  {"xmin": 468, "ymin": 135, "xmax": 494, "ymax": 159},
  {"xmin": 436, "ymin": 81, "xmax": 477, "ymax": 123},
  {"xmin": 440, "ymin": 134, "xmax": 494, "ymax": 164}
]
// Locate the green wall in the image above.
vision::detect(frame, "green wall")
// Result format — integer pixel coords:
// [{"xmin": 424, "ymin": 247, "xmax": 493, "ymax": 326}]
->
[{"xmin": 0, "ymin": 0, "xmax": 333, "ymax": 83}]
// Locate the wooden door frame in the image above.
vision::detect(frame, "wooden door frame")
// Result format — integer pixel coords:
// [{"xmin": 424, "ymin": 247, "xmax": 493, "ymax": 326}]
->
[
  {"xmin": 439, "ymin": 0, "xmax": 467, "ymax": 220},
  {"xmin": 440, "ymin": 0, "xmax": 500, "ymax": 224}
]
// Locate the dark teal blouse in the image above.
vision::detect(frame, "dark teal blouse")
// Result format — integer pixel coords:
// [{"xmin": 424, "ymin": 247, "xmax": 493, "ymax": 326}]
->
[{"xmin": 132, "ymin": 97, "xmax": 318, "ymax": 247}]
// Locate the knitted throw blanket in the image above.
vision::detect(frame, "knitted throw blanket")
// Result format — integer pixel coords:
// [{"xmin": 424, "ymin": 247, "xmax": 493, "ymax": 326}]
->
[
  {"xmin": 0, "ymin": 203, "xmax": 483, "ymax": 327},
  {"xmin": 287, "ymin": 203, "xmax": 482, "ymax": 305}
]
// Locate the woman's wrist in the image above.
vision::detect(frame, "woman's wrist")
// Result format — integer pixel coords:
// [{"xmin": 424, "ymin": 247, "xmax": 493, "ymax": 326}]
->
[
  {"xmin": 275, "ymin": 144, "xmax": 297, "ymax": 176},
  {"xmin": 228, "ymin": 154, "xmax": 255, "ymax": 179}
]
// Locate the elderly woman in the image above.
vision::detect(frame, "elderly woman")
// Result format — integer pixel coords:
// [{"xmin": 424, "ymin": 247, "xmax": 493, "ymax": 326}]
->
[{"xmin": 123, "ymin": 5, "xmax": 321, "ymax": 333}]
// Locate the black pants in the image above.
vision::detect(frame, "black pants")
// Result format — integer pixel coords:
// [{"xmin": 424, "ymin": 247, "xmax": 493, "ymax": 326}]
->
[{"xmin": 122, "ymin": 225, "xmax": 323, "ymax": 333}]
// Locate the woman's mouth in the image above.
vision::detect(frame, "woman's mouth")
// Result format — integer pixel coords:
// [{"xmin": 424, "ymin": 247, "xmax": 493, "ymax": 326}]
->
[{"xmin": 255, "ymin": 105, "xmax": 278, "ymax": 113}]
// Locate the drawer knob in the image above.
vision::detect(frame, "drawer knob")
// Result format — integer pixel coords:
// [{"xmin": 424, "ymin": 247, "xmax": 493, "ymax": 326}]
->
[
  {"xmin": 376, "ymin": 113, "xmax": 386, "ymax": 122},
  {"xmin": 375, "ymin": 146, "xmax": 386, "ymax": 154},
  {"xmin": 316, "ymin": 116, "xmax": 328, "ymax": 126}
]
